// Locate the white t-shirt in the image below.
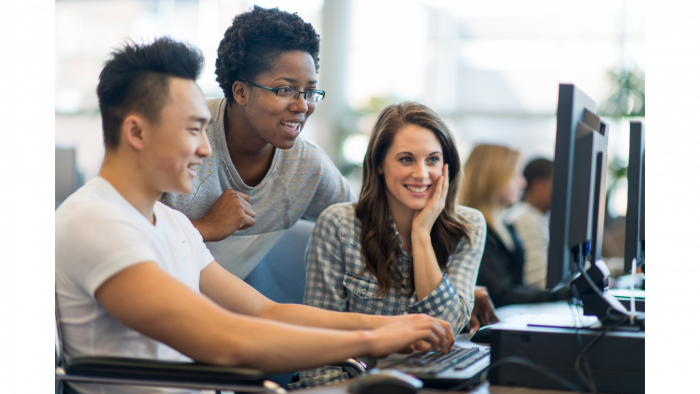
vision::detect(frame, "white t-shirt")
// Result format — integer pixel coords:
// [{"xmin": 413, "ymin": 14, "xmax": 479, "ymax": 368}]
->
[{"xmin": 55, "ymin": 177, "xmax": 215, "ymax": 394}]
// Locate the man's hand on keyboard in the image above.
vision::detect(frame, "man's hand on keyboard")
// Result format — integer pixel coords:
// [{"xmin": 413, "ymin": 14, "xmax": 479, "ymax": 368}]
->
[
  {"xmin": 364, "ymin": 313, "xmax": 454, "ymax": 358},
  {"xmin": 466, "ymin": 286, "xmax": 499, "ymax": 333}
]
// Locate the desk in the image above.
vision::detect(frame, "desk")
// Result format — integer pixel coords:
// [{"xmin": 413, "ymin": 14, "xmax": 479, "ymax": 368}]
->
[
  {"xmin": 297, "ymin": 380, "xmax": 578, "ymax": 393},
  {"xmin": 297, "ymin": 302, "xmax": 616, "ymax": 394}
]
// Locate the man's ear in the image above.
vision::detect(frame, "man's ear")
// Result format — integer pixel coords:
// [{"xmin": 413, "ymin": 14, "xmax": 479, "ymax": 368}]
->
[
  {"xmin": 232, "ymin": 81, "xmax": 249, "ymax": 106},
  {"xmin": 122, "ymin": 114, "xmax": 147, "ymax": 151}
]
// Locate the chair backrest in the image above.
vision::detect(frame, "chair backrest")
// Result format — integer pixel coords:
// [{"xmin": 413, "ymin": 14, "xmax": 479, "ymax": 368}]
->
[
  {"xmin": 55, "ymin": 292, "xmax": 66, "ymax": 369},
  {"xmin": 56, "ymin": 293, "xmax": 67, "ymax": 394},
  {"xmin": 244, "ymin": 219, "xmax": 315, "ymax": 304}
]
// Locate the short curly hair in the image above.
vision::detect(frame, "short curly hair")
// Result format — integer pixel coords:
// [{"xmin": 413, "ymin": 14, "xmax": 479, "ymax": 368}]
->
[{"xmin": 215, "ymin": 6, "xmax": 320, "ymax": 102}]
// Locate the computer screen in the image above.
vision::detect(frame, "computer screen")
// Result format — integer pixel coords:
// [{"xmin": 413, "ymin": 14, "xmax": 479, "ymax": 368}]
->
[
  {"xmin": 56, "ymin": 147, "xmax": 77, "ymax": 203},
  {"xmin": 624, "ymin": 121, "xmax": 645, "ymax": 272},
  {"xmin": 546, "ymin": 84, "xmax": 609, "ymax": 290}
]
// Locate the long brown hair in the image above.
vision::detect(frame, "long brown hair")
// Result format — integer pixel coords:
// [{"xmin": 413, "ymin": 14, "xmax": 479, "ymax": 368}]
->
[
  {"xmin": 355, "ymin": 102, "xmax": 474, "ymax": 297},
  {"xmin": 460, "ymin": 144, "xmax": 521, "ymax": 227}
]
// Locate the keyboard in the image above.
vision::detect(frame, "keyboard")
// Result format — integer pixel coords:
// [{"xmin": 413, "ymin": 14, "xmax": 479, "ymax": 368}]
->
[{"xmin": 380, "ymin": 346, "xmax": 491, "ymax": 389}]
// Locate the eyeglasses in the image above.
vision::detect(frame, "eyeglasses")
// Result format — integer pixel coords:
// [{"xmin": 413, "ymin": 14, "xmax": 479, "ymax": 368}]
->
[{"xmin": 242, "ymin": 81, "xmax": 325, "ymax": 103}]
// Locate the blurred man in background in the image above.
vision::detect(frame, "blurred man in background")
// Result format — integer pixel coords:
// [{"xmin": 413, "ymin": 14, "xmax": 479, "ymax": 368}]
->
[{"xmin": 504, "ymin": 158, "xmax": 553, "ymax": 289}]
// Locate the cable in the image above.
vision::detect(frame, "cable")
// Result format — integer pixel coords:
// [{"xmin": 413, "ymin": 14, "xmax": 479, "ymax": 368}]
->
[
  {"xmin": 629, "ymin": 258, "xmax": 637, "ymax": 325},
  {"xmin": 571, "ymin": 248, "xmax": 596, "ymax": 391},
  {"xmin": 570, "ymin": 282, "xmax": 596, "ymax": 393},
  {"xmin": 573, "ymin": 319, "xmax": 627, "ymax": 394}
]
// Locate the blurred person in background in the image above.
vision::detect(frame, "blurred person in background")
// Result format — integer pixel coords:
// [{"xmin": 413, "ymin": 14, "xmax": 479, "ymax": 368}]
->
[
  {"xmin": 294, "ymin": 102, "xmax": 488, "ymax": 389},
  {"xmin": 162, "ymin": 6, "xmax": 356, "ymax": 279},
  {"xmin": 503, "ymin": 158, "xmax": 553, "ymax": 289},
  {"xmin": 461, "ymin": 145, "xmax": 567, "ymax": 308}
]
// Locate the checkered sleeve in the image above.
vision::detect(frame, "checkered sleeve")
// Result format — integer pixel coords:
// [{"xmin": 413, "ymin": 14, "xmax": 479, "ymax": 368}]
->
[
  {"xmin": 409, "ymin": 207, "xmax": 488, "ymax": 334},
  {"xmin": 303, "ymin": 205, "xmax": 349, "ymax": 312}
]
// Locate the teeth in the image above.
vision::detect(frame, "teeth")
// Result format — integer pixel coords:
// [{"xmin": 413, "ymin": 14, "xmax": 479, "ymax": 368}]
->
[
  {"xmin": 282, "ymin": 122, "xmax": 300, "ymax": 128},
  {"xmin": 406, "ymin": 185, "xmax": 429, "ymax": 193}
]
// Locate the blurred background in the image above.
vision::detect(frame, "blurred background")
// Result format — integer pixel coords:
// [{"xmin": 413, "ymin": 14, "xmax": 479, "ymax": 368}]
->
[{"xmin": 55, "ymin": 0, "xmax": 644, "ymax": 259}]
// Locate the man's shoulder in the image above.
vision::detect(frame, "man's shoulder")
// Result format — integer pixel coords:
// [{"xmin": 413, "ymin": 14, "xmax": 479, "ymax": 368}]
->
[
  {"xmin": 56, "ymin": 179, "xmax": 124, "ymax": 224},
  {"xmin": 154, "ymin": 201, "xmax": 197, "ymax": 230}
]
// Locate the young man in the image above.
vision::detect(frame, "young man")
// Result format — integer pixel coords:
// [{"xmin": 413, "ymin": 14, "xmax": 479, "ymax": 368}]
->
[
  {"xmin": 504, "ymin": 158, "xmax": 554, "ymax": 289},
  {"xmin": 55, "ymin": 38, "xmax": 453, "ymax": 394}
]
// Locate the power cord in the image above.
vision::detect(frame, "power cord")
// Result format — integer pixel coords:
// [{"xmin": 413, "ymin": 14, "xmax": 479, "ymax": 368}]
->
[
  {"xmin": 569, "ymin": 282, "xmax": 597, "ymax": 393},
  {"xmin": 572, "ymin": 247, "xmax": 606, "ymax": 392},
  {"xmin": 570, "ymin": 248, "xmax": 629, "ymax": 394}
]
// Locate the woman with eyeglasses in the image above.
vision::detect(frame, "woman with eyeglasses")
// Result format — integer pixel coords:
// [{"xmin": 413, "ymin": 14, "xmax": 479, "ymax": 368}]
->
[
  {"xmin": 163, "ymin": 6, "xmax": 356, "ymax": 279},
  {"xmin": 292, "ymin": 102, "xmax": 489, "ymax": 389}
]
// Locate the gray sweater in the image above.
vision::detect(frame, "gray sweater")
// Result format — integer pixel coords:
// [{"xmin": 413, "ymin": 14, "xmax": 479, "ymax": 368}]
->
[{"xmin": 162, "ymin": 98, "xmax": 356, "ymax": 278}]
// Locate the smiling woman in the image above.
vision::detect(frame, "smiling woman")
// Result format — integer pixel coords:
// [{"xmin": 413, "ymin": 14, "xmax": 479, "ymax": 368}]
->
[
  {"xmin": 161, "ymin": 6, "xmax": 356, "ymax": 279},
  {"xmin": 294, "ymin": 102, "xmax": 488, "ymax": 389}
]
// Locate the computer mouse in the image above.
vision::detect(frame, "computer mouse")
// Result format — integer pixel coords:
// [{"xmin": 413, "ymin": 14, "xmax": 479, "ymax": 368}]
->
[
  {"xmin": 470, "ymin": 325, "xmax": 492, "ymax": 344},
  {"xmin": 348, "ymin": 369, "xmax": 423, "ymax": 394}
]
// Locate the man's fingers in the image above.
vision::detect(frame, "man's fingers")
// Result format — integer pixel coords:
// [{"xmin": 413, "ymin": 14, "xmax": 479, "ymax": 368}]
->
[
  {"xmin": 412, "ymin": 339, "xmax": 431, "ymax": 352},
  {"xmin": 420, "ymin": 329, "xmax": 442, "ymax": 352},
  {"xmin": 398, "ymin": 344, "xmax": 416, "ymax": 354},
  {"xmin": 427, "ymin": 320, "xmax": 450, "ymax": 353}
]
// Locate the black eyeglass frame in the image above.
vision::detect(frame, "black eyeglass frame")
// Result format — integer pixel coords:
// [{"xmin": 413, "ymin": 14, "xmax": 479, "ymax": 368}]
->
[{"xmin": 241, "ymin": 81, "xmax": 325, "ymax": 103}]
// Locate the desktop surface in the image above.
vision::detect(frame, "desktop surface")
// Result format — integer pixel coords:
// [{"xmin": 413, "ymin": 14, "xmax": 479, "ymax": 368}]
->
[{"xmin": 297, "ymin": 301, "xmax": 638, "ymax": 394}]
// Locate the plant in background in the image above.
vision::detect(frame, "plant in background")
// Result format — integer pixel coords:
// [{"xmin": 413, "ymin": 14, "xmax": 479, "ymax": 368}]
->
[
  {"xmin": 601, "ymin": 67, "xmax": 645, "ymax": 222},
  {"xmin": 600, "ymin": 67, "xmax": 645, "ymax": 117}
]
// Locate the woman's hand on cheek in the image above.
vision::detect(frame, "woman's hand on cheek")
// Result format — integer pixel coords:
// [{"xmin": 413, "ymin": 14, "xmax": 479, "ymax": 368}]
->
[{"xmin": 412, "ymin": 164, "xmax": 449, "ymax": 236}]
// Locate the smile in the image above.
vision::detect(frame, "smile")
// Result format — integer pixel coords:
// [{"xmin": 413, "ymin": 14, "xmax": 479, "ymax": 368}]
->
[
  {"xmin": 281, "ymin": 121, "xmax": 300, "ymax": 131},
  {"xmin": 187, "ymin": 163, "xmax": 201, "ymax": 177},
  {"xmin": 405, "ymin": 185, "xmax": 430, "ymax": 193}
]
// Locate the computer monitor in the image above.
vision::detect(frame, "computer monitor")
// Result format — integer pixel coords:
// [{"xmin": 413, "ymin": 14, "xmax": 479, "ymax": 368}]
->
[
  {"xmin": 546, "ymin": 84, "xmax": 609, "ymax": 290},
  {"xmin": 56, "ymin": 147, "xmax": 77, "ymax": 203},
  {"xmin": 624, "ymin": 121, "xmax": 645, "ymax": 272}
]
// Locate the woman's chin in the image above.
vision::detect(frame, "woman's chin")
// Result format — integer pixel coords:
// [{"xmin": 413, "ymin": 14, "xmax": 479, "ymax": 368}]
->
[
  {"xmin": 400, "ymin": 199, "xmax": 428, "ymax": 212},
  {"xmin": 272, "ymin": 137, "xmax": 298, "ymax": 150}
]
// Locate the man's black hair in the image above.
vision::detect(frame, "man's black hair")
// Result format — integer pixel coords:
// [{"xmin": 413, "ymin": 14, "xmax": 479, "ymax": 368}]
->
[
  {"xmin": 523, "ymin": 158, "xmax": 554, "ymax": 193},
  {"xmin": 97, "ymin": 37, "xmax": 204, "ymax": 150},
  {"xmin": 215, "ymin": 6, "xmax": 320, "ymax": 102}
]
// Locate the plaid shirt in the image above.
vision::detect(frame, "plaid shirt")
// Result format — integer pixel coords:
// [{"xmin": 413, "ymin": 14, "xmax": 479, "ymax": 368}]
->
[{"xmin": 290, "ymin": 203, "xmax": 487, "ymax": 390}]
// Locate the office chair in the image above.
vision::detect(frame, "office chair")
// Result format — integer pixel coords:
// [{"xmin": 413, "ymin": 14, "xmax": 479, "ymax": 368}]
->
[
  {"xmin": 56, "ymin": 291, "xmax": 365, "ymax": 394},
  {"xmin": 55, "ymin": 298, "xmax": 287, "ymax": 394}
]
